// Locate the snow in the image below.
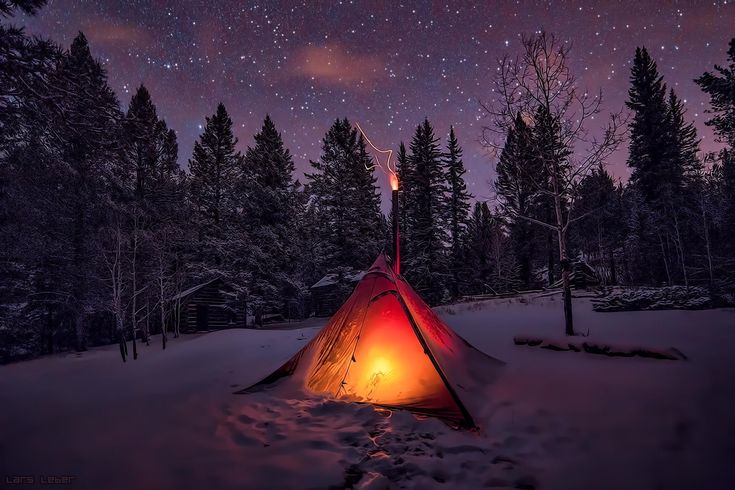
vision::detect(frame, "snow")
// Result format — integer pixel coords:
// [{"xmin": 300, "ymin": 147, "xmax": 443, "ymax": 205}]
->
[
  {"xmin": 592, "ymin": 286, "xmax": 720, "ymax": 312},
  {"xmin": 1, "ymin": 294, "xmax": 734, "ymax": 489}
]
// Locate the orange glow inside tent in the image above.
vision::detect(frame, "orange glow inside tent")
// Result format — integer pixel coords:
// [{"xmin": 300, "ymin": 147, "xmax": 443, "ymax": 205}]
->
[
  {"xmin": 241, "ymin": 254, "xmax": 503, "ymax": 428},
  {"xmin": 335, "ymin": 293, "xmax": 455, "ymax": 412}
]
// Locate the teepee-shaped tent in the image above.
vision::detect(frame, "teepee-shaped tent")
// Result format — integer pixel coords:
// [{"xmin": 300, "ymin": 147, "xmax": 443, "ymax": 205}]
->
[{"xmin": 242, "ymin": 254, "xmax": 503, "ymax": 428}]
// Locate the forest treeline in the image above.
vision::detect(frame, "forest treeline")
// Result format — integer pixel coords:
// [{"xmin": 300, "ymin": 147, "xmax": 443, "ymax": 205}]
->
[{"xmin": 2, "ymin": 2, "xmax": 735, "ymax": 360}]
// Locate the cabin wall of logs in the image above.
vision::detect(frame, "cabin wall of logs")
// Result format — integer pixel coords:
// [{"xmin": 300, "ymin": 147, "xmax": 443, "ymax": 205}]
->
[{"xmin": 172, "ymin": 279, "xmax": 246, "ymax": 332}]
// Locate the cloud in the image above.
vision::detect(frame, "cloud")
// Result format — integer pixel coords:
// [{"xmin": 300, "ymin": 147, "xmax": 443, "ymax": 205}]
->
[
  {"xmin": 82, "ymin": 17, "xmax": 149, "ymax": 46},
  {"xmin": 289, "ymin": 45, "xmax": 384, "ymax": 87}
]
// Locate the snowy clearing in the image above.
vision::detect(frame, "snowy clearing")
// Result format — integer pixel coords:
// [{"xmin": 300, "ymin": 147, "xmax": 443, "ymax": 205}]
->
[{"xmin": 1, "ymin": 295, "xmax": 734, "ymax": 489}]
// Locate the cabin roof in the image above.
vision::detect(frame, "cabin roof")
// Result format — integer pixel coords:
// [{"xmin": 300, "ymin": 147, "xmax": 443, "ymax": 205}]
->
[
  {"xmin": 170, "ymin": 277, "xmax": 221, "ymax": 301},
  {"xmin": 310, "ymin": 270, "xmax": 365, "ymax": 289}
]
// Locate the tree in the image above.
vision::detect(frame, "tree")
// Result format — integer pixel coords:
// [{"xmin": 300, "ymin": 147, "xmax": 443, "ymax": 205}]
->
[
  {"xmin": 495, "ymin": 114, "xmax": 543, "ymax": 288},
  {"xmin": 55, "ymin": 32, "xmax": 122, "ymax": 350},
  {"xmin": 483, "ymin": 32, "xmax": 623, "ymax": 335},
  {"xmin": 696, "ymin": 38, "xmax": 735, "ymax": 148},
  {"xmin": 403, "ymin": 119, "xmax": 449, "ymax": 305},
  {"xmin": 241, "ymin": 115, "xmax": 301, "ymax": 321},
  {"xmin": 188, "ymin": 103, "xmax": 243, "ymax": 264},
  {"xmin": 395, "ymin": 141, "xmax": 412, "ymax": 265},
  {"xmin": 0, "ymin": 0, "xmax": 46, "ymax": 16},
  {"xmin": 443, "ymin": 126, "xmax": 472, "ymax": 299},
  {"xmin": 121, "ymin": 85, "xmax": 180, "ymax": 202},
  {"xmin": 119, "ymin": 85, "xmax": 182, "ymax": 348},
  {"xmin": 627, "ymin": 47, "xmax": 672, "ymax": 203},
  {"xmin": 697, "ymin": 38, "xmax": 735, "ymax": 275},
  {"xmin": 307, "ymin": 118, "xmax": 383, "ymax": 272},
  {"xmin": 99, "ymin": 217, "xmax": 128, "ymax": 361},
  {"xmin": 626, "ymin": 47, "xmax": 701, "ymax": 286},
  {"xmin": 571, "ymin": 166, "xmax": 623, "ymax": 285},
  {"xmin": 464, "ymin": 202, "xmax": 516, "ymax": 295}
]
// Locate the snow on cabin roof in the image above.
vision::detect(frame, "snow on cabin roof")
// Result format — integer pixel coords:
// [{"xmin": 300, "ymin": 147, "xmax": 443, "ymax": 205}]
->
[
  {"xmin": 310, "ymin": 270, "xmax": 366, "ymax": 289},
  {"xmin": 170, "ymin": 278, "xmax": 221, "ymax": 301}
]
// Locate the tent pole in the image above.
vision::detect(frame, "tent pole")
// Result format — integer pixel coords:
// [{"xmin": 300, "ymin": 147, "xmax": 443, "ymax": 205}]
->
[{"xmin": 392, "ymin": 187, "xmax": 400, "ymax": 275}]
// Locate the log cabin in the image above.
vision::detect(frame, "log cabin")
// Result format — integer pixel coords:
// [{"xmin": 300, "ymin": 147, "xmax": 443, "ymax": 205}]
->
[{"xmin": 170, "ymin": 278, "xmax": 246, "ymax": 332}]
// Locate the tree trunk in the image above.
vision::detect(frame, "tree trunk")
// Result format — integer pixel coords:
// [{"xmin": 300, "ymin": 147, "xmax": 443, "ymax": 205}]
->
[
  {"xmin": 117, "ymin": 314, "xmax": 126, "ymax": 362},
  {"xmin": 672, "ymin": 213, "xmax": 688, "ymax": 288},
  {"xmin": 658, "ymin": 232, "xmax": 672, "ymax": 285},
  {"xmin": 145, "ymin": 299, "xmax": 150, "ymax": 346},
  {"xmin": 74, "ymin": 313, "xmax": 86, "ymax": 352},
  {"xmin": 558, "ymin": 228, "xmax": 574, "ymax": 336},
  {"xmin": 547, "ymin": 231, "xmax": 555, "ymax": 286},
  {"xmin": 701, "ymin": 206, "xmax": 714, "ymax": 287},
  {"xmin": 609, "ymin": 250, "xmax": 617, "ymax": 285},
  {"xmin": 161, "ymin": 301, "xmax": 167, "ymax": 350}
]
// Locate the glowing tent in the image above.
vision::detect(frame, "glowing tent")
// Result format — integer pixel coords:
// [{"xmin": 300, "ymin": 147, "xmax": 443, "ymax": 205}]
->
[{"xmin": 241, "ymin": 254, "xmax": 504, "ymax": 428}]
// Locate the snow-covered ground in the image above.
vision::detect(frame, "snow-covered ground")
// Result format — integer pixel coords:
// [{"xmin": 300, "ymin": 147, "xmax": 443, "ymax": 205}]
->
[{"xmin": 1, "ymin": 294, "xmax": 734, "ymax": 489}]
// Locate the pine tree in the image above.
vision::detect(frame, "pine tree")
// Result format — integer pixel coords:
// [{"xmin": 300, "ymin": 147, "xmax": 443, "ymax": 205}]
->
[
  {"xmin": 355, "ymin": 133, "xmax": 386, "ymax": 263},
  {"xmin": 122, "ymin": 85, "xmax": 179, "ymax": 201},
  {"xmin": 403, "ymin": 119, "xmax": 448, "ymax": 305},
  {"xmin": 696, "ymin": 38, "xmax": 735, "ymax": 148},
  {"xmin": 119, "ymin": 85, "xmax": 182, "ymax": 348},
  {"xmin": 495, "ymin": 113, "xmax": 543, "ymax": 288},
  {"xmin": 443, "ymin": 126, "xmax": 472, "ymax": 298},
  {"xmin": 697, "ymin": 38, "xmax": 735, "ymax": 272},
  {"xmin": 307, "ymin": 118, "xmax": 383, "ymax": 273},
  {"xmin": 189, "ymin": 103, "xmax": 243, "ymax": 236},
  {"xmin": 626, "ymin": 47, "xmax": 695, "ymax": 285},
  {"xmin": 465, "ymin": 202, "xmax": 493, "ymax": 294},
  {"xmin": 56, "ymin": 32, "xmax": 122, "ymax": 351},
  {"xmin": 0, "ymin": 0, "xmax": 46, "ymax": 16},
  {"xmin": 571, "ymin": 166, "xmax": 623, "ymax": 285},
  {"xmin": 667, "ymin": 90, "xmax": 702, "ymax": 182},
  {"xmin": 627, "ymin": 47, "xmax": 672, "ymax": 204},
  {"xmin": 395, "ymin": 141, "xmax": 412, "ymax": 264},
  {"xmin": 241, "ymin": 115, "xmax": 301, "ymax": 320}
]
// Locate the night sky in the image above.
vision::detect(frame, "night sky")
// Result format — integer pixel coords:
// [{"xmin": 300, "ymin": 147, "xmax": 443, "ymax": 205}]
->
[{"xmin": 18, "ymin": 1, "xmax": 735, "ymax": 204}]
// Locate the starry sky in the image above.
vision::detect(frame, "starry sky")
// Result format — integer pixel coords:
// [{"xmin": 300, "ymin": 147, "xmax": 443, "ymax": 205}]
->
[{"xmin": 17, "ymin": 0, "xmax": 735, "ymax": 205}]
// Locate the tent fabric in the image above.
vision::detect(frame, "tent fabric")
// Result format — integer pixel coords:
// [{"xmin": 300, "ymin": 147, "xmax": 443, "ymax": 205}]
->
[{"xmin": 241, "ymin": 254, "xmax": 504, "ymax": 428}]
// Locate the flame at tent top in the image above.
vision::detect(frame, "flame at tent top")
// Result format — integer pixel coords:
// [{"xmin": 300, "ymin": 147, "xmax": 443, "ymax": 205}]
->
[{"xmin": 355, "ymin": 122, "xmax": 398, "ymax": 190}]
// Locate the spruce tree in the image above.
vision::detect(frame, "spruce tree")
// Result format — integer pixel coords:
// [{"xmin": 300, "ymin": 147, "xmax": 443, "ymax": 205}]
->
[
  {"xmin": 355, "ymin": 133, "xmax": 386, "ymax": 263},
  {"xmin": 626, "ymin": 47, "xmax": 694, "ymax": 284},
  {"xmin": 57, "ymin": 32, "xmax": 122, "ymax": 351},
  {"xmin": 696, "ymin": 38, "xmax": 735, "ymax": 148},
  {"xmin": 465, "ymin": 202, "xmax": 493, "ymax": 294},
  {"xmin": 443, "ymin": 126, "xmax": 472, "ymax": 298},
  {"xmin": 697, "ymin": 39, "xmax": 735, "ymax": 268},
  {"xmin": 241, "ymin": 115, "xmax": 300, "ymax": 319},
  {"xmin": 495, "ymin": 113, "xmax": 543, "ymax": 288},
  {"xmin": 120, "ymin": 85, "xmax": 182, "ymax": 347},
  {"xmin": 189, "ymin": 103, "xmax": 243, "ymax": 234},
  {"xmin": 395, "ymin": 141, "xmax": 412, "ymax": 263},
  {"xmin": 719, "ymin": 150, "xmax": 735, "ymax": 259},
  {"xmin": 667, "ymin": 90, "xmax": 702, "ymax": 182},
  {"xmin": 626, "ymin": 47, "xmax": 672, "ymax": 204},
  {"xmin": 122, "ymin": 85, "xmax": 167, "ymax": 200},
  {"xmin": 0, "ymin": 0, "xmax": 46, "ymax": 16},
  {"xmin": 404, "ymin": 119, "xmax": 448, "ymax": 305},
  {"xmin": 571, "ymin": 166, "xmax": 623, "ymax": 285},
  {"xmin": 307, "ymin": 118, "xmax": 383, "ymax": 273}
]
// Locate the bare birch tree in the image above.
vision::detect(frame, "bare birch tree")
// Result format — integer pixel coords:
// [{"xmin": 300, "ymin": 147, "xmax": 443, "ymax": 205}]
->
[
  {"xmin": 100, "ymin": 220, "xmax": 127, "ymax": 361},
  {"xmin": 482, "ymin": 32, "xmax": 625, "ymax": 335}
]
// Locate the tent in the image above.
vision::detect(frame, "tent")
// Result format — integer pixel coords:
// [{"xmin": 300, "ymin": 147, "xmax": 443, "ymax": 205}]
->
[{"xmin": 240, "ymin": 254, "xmax": 504, "ymax": 428}]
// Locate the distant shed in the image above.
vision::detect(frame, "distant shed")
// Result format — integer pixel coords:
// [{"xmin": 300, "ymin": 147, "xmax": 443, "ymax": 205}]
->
[
  {"xmin": 171, "ymin": 278, "xmax": 246, "ymax": 332},
  {"xmin": 310, "ymin": 270, "xmax": 365, "ymax": 317}
]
